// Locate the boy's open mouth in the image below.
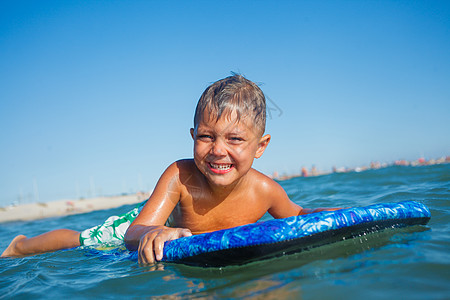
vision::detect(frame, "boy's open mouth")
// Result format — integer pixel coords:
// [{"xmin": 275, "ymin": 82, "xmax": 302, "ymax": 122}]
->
[{"xmin": 208, "ymin": 163, "xmax": 233, "ymax": 174}]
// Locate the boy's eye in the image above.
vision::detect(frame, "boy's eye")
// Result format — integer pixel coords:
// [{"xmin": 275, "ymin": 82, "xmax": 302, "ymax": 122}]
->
[
  {"xmin": 229, "ymin": 137, "xmax": 244, "ymax": 144},
  {"xmin": 198, "ymin": 135, "xmax": 213, "ymax": 141}
]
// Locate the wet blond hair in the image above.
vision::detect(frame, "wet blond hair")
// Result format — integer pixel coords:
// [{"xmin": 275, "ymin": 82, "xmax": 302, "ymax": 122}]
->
[{"xmin": 194, "ymin": 74, "xmax": 266, "ymax": 135}]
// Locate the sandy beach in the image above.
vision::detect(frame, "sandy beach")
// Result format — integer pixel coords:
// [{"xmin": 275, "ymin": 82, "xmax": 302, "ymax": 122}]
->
[{"xmin": 0, "ymin": 192, "xmax": 150, "ymax": 223}]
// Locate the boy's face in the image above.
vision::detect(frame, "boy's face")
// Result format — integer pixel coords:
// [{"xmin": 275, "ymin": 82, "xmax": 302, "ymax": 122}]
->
[{"xmin": 190, "ymin": 110, "xmax": 270, "ymax": 189}]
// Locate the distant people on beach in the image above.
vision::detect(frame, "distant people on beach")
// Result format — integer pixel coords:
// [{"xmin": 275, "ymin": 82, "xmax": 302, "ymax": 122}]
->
[
  {"xmin": 310, "ymin": 165, "xmax": 318, "ymax": 177},
  {"xmin": 275, "ymin": 156, "xmax": 449, "ymax": 181},
  {"xmin": 301, "ymin": 167, "xmax": 308, "ymax": 177}
]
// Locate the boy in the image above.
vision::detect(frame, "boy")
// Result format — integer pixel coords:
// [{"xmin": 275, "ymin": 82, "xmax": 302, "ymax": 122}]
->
[
  {"xmin": 2, "ymin": 74, "xmax": 338, "ymax": 262},
  {"xmin": 124, "ymin": 74, "xmax": 339, "ymax": 264}
]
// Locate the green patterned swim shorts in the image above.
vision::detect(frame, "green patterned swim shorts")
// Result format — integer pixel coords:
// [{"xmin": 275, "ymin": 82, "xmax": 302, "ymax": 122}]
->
[{"xmin": 79, "ymin": 201, "xmax": 147, "ymax": 246}]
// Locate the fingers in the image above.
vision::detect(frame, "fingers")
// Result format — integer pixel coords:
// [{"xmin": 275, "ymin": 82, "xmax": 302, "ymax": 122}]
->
[
  {"xmin": 153, "ymin": 228, "xmax": 189, "ymax": 261},
  {"xmin": 138, "ymin": 229, "xmax": 164, "ymax": 264},
  {"xmin": 180, "ymin": 228, "xmax": 192, "ymax": 237},
  {"xmin": 137, "ymin": 228, "xmax": 192, "ymax": 265},
  {"xmin": 138, "ymin": 233, "xmax": 155, "ymax": 265},
  {"xmin": 153, "ymin": 235, "xmax": 165, "ymax": 262}
]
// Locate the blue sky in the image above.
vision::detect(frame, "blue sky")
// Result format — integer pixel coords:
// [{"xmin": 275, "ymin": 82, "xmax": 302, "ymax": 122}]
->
[{"xmin": 1, "ymin": 1, "xmax": 449, "ymax": 206}]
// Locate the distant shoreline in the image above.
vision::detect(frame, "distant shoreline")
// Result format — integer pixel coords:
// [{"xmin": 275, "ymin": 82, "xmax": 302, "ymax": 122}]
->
[
  {"xmin": 271, "ymin": 156, "xmax": 450, "ymax": 181},
  {"xmin": 1, "ymin": 157, "xmax": 448, "ymax": 224},
  {"xmin": 0, "ymin": 192, "xmax": 150, "ymax": 224}
]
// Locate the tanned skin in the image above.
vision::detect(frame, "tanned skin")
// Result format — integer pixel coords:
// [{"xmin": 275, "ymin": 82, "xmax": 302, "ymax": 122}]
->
[{"xmin": 124, "ymin": 111, "xmax": 339, "ymax": 264}]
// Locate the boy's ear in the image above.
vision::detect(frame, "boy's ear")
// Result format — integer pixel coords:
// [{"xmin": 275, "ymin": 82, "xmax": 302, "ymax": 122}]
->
[
  {"xmin": 190, "ymin": 128, "xmax": 195, "ymax": 140},
  {"xmin": 255, "ymin": 134, "xmax": 271, "ymax": 159}
]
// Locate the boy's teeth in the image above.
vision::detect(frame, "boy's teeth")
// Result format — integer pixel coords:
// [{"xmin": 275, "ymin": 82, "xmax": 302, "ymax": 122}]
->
[{"xmin": 210, "ymin": 163, "xmax": 232, "ymax": 170}]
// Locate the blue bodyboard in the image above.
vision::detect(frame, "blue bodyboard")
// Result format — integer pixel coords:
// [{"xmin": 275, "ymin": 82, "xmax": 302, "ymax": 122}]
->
[{"xmin": 155, "ymin": 201, "xmax": 430, "ymax": 267}]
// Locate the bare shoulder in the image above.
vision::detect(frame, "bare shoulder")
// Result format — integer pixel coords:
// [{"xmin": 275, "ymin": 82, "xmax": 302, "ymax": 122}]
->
[
  {"xmin": 173, "ymin": 159, "xmax": 202, "ymax": 178},
  {"xmin": 249, "ymin": 168, "xmax": 301, "ymax": 218},
  {"xmin": 248, "ymin": 168, "xmax": 286, "ymax": 195},
  {"xmin": 130, "ymin": 160, "xmax": 194, "ymax": 226},
  {"xmin": 162, "ymin": 159, "xmax": 197, "ymax": 178},
  {"xmin": 150, "ymin": 160, "xmax": 196, "ymax": 194},
  {"xmin": 172, "ymin": 159, "xmax": 207, "ymax": 192},
  {"xmin": 174, "ymin": 158, "xmax": 195, "ymax": 168}
]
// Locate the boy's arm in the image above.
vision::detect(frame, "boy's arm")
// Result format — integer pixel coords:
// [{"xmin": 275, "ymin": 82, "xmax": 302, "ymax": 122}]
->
[{"xmin": 124, "ymin": 162, "xmax": 192, "ymax": 264}]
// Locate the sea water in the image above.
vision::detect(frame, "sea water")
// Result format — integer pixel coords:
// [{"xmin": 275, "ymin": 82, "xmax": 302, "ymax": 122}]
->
[{"xmin": 0, "ymin": 164, "xmax": 449, "ymax": 299}]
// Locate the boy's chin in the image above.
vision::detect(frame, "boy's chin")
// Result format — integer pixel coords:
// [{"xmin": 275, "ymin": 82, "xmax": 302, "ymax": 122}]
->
[
  {"xmin": 207, "ymin": 173, "xmax": 251, "ymax": 189},
  {"xmin": 208, "ymin": 180, "xmax": 238, "ymax": 189},
  {"xmin": 203, "ymin": 172, "xmax": 237, "ymax": 187}
]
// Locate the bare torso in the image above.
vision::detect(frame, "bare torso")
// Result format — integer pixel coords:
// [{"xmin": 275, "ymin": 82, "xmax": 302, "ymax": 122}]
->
[{"xmin": 167, "ymin": 160, "xmax": 272, "ymax": 234}]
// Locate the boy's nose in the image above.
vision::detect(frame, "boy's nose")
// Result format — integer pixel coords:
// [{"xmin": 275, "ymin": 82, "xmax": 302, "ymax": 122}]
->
[{"xmin": 211, "ymin": 139, "xmax": 227, "ymax": 156}]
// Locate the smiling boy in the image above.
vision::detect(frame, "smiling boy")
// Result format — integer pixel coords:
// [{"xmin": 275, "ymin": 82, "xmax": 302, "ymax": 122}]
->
[{"xmin": 124, "ymin": 74, "xmax": 338, "ymax": 264}]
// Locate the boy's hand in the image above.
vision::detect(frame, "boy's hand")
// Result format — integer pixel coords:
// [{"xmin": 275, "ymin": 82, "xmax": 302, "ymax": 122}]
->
[{"xmin": 137, "ymin": 227, "xmax": 192, "ymax": 265}]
